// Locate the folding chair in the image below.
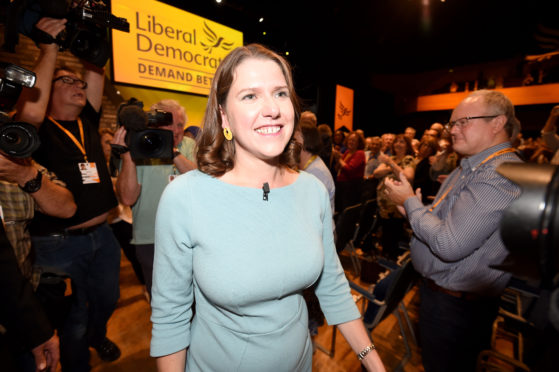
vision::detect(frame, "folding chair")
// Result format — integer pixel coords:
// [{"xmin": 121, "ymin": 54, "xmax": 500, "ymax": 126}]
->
[
  {"xmin": 334, "ymin": 203, "xmax": 363, "ymax": 277},
  {"xmin": 348, "ymin": 258, "xmax": 419, "ymax": 372}
]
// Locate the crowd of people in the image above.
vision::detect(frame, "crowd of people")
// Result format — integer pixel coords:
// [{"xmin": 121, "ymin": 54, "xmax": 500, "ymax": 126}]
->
[{"xmin": 2, "ymin": 13, "xmax": 559, "ymax": 372}]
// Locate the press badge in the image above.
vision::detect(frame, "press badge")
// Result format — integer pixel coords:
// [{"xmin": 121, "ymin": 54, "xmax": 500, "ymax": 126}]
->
[{"xmin": 79, "ymin": 162, "xmax": 100, "ymax": 184}]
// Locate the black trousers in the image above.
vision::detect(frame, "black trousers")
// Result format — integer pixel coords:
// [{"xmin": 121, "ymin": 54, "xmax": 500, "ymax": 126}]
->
[{"xmin": 419, "ymin": 281, "xmax": 499, "ymax": 372}]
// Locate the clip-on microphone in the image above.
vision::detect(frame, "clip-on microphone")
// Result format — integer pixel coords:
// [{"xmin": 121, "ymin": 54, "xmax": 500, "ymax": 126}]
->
[{"xmin": 262, "ymin": 182, "xmax": 270, "ymax": 201}]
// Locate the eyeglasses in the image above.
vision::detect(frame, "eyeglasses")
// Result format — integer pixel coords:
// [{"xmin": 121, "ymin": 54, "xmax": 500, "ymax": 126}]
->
[
  {"xmin": 445, "ymin": 115, "xmax": 500, "ymax": 131},
  {"xmin": 52, "ymin": 76, "xmax": 88, "ymax": 89}
]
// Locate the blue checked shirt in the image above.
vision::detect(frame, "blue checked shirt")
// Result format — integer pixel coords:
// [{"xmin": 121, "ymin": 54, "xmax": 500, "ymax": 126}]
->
[{"xmin": 404, "ymin": 142, "xmax": 522, "ymax": 296}]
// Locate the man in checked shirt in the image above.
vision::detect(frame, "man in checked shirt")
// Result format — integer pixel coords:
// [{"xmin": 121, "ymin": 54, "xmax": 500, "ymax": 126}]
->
[{"xmin": 383, "ymin": 89, "xmax": 522, "ymax": 372}]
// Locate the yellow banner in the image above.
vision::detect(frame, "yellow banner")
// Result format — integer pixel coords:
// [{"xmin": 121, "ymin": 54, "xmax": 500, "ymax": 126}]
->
[
  {"xmin": 334, "ymin": 84, "xmax": 354, "ymax": 132},
  {"xmin": 111, "ymin": 0, "xmax": 243, "ymax": 96}
]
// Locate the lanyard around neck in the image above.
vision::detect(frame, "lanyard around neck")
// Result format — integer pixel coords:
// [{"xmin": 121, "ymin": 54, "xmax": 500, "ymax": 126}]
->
[
  {"xmin": 428, "ymin": 148, "xmax": 516, "ymax": 212},
  {"xmin": 303, "ymin": 155, "xmax": 318, "ymax": 170},
  {"xmin": 48, "ymin": 116, "xmax": 88, "ymax": 162}
]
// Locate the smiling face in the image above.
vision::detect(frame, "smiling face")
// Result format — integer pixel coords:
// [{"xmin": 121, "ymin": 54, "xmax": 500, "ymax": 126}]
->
[
  {"xmin": 220, "ymin": 57, "xmax": 295, "ymax": 165},
  {"xmin": 50, "ymin": 69, "xmax": 87, "ymax": 110},
  {"xmin": 346, "ymin": 133, "xmax": 359, "ymax": 152},
  {"xmin": 393, "ymin": 136, "xmax": 408, "ymax": 156},
  {"xmin": 449, "ymin": 97, "xmax": 500, "ymax": 157}
]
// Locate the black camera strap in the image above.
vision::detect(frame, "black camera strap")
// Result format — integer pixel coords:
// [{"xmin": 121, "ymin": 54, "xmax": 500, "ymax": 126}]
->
[{"xmin": 30, "ymin": 26, "xmax": 56, "ymax": 46}]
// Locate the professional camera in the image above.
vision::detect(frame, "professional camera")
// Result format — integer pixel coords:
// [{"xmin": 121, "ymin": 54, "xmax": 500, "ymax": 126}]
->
[
  {"xmin": 10, "ymin": 0, "xmax": 129, "ymax": 68},
  {"xmin": 497, "ymin": 162, "xmax": 558, "ymax": 286},
  {"xmin": 116, "ymin": 98, "xmax": 174, "ymax": 160},
  {"xmin": 0, "ymin": 63, "xmax": 41, "ymax": 158},
  {"xmin": 495, "ymin": 162, "xmax": 559, "ymax": 367}
]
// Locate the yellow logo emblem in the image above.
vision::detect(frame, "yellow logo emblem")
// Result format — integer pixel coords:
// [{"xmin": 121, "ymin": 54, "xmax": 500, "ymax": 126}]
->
[{"xmin": 200, "ymin": 22, "xmax": 235, "ymax": 54}]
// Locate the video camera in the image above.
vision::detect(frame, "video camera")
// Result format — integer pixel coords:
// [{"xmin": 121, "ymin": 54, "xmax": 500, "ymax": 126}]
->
[
  {"xmin": 12, "ymin": 0, "xmax": 129, "ymax": 68},
  {"xmin": 116, "ymin": 98, "xmax": 174, "ymax": 160},
  {"xmin": 496, "ymin": 162, "xmax": 559, "ymax": 332},
  {"xmin": 0, "ymin": 63, "xmax": 41, "ymax": 158}
]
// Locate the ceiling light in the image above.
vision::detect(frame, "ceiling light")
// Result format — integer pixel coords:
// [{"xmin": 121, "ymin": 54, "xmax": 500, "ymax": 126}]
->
[{"xmin": 259, "ymin": 17, "xmax": 264, "ymax": 23}]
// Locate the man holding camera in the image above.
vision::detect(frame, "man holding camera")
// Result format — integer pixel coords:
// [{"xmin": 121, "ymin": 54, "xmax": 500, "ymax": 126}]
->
[
  {"xmin": 113, "ymin": 99, "xmax": 196, "ymax": 298},
  {"xmin": 16, "ymin": 17, "xmax": 122, "ymax": 371},
  {"xmin": 0, "ymin": 154, "xmax": 77, "ymax": 372},
  {"xmin": 383, "ymin": 90, "xmax": 522, "ymax": 372}
]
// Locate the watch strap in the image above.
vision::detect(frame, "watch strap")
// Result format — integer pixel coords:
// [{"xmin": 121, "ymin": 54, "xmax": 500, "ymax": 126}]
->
[{"xmin": 19, "ymin": 170, "xmax": 43, "ymax": 193}]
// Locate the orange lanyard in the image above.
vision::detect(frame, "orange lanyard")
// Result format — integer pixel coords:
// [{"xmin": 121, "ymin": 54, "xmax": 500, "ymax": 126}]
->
[
  {"xmin": 303, "ymin": 155, "xmax": 317, "ymax": 170},
  {"xmin": 48, "ymin": 116, "xmax": 88, "ymax": 162},
  {"xmin": 429, "ymin": 148, "xmax": 516, "ymax": 212}
]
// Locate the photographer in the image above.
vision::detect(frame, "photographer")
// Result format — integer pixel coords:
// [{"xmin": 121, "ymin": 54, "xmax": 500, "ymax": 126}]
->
[
  {"xmin": 15, "ymin": 16, "xmax": 122, "ymax": 371},
  {"xmin": 0, "ymin": 61, "xmax": 75, "ymax": 370},
  {"xmin": 114, "ymin": 99, "xmax": 196, "ymax": 298},
  {"xmin": 0, "ymin": 156, "xmax": 75, "ymax": 372}
]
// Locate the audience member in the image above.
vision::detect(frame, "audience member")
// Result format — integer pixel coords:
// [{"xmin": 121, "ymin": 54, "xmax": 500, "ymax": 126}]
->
[
  {"xmin": 404, "ymin": 126, "xmax": 416, "ymax": 140},
  {"xmin": 373, "ymin": 134, "xmax": 415, "ymax": 260},
  {"xmin": 540, "ymin": 105, "xmax": 559, "ymax": 164},
  {"xmin": 362, "ymin": 136, "xmax": 382, "ymax": 201},
  {"xmin": 294, "ymin": 121, "xmax": 335, "ymax": 339},
  {"xmin": 184, "ymin": 125, "xmax": 200, "ymax": 140},
  {"xmin": 430, "ymin": 122, "xmax": 444, "ymax": 138},
  {"xmin": 332, "ymin": 129, "xmax": 347, "ymax": 153},
  {"xmin": 413, "ymin": 137, "xmax": 440, "ymax": 203},
  {"xmin": 300, "ymin": 110, "xmax": 318, "ymax": 127},
  {"xmin": 404, "ymin": 126, "xmax": 420, "ymax": 155},
  {"xmin": 333, "ymin": 131, "xmax": 366, "ymax": 213},
  {"xmin": 114, "ymin": 99, "xmax": 196, "ymax": 297},
  {"xmin": 17, "ymin": 17, "xmax": 122, "ymax": 370},
  {"xmin": 380, "ymin": 133, "xmax": 395, "ymax": 155},
  {"xmin": 383, "ymin": 90, "xmax": 522, "ymax": 372},
  {"xmin": 295, "ymin": 122, "xmax": 335, "ymax": 213},
  {"xmin": 421, "ymin": 128, "xmax": 439, "ymax": 142},
  {"xmin": 317, "ymin": 123, "xmax": 334, "ymax": 177},
  {"xmin": 355, "ymin": 129, "xmax": 366, "ymax": 143},
  {"xmin": 429, "ymin": 132, "xmax": 459, "ymax": 184},
  {"xmin": 150, "ymin": 43, "xmax": 385, "ymax": 372}
]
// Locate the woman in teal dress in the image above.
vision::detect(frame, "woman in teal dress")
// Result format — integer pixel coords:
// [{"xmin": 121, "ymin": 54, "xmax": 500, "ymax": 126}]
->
[{"xmin": 150, "ymin": 44, "xmax": 386, "ymax": 372}]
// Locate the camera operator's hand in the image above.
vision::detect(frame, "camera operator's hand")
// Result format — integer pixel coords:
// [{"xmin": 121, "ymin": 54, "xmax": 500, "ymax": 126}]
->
[
  {"xmin": 0, "ymin": 153, "xmax": 36, "ymax": 187},
  {"xmin": 34, "ymin": 17, "xmax": 67, "ymax": 49},
  {"xmin": 31, "ymin": 334, "xmax": 60, "ymax": 372},
  {"xmin": 112, "ymin": 126, "xmax": 127, "ymax": 148}
]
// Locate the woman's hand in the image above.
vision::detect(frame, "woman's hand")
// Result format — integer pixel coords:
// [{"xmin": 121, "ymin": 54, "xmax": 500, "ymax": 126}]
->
[{"xmin": 378, "ymin": 152, "xmax": 390, "ymax": 164}]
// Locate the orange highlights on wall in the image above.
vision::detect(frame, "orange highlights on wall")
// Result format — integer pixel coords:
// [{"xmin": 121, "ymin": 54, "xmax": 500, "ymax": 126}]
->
[{"xmin": 416, "ymin": 83, "xmax": 559, "ymax": 112}]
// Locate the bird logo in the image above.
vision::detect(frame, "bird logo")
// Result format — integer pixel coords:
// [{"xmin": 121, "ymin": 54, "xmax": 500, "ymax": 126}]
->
[
  {"xmin": 200, "ymin": 22, "xmax": 235, "ymax": 54},
  {"xmin": 337, "ymin": 102, "xmax": 351, "ymax": 120}
]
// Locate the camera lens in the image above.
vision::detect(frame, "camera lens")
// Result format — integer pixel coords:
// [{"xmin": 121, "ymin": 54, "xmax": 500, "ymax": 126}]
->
[
  {"xmin": 139, "ymin": 132, "xmax": 164, "ymax": 156},
  {"xmin": 0, "ymin": 122, "xmax": 40, "ymax": 158},
  {"xmin": 125, "ymin": 129, "xmax": 173, "ymax": 160}
]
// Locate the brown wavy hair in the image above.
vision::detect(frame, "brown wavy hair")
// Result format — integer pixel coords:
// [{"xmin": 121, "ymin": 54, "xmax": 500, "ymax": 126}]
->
[{"xmin": 197, "ymin": 44, "xmax": 301, "ymax": 177}]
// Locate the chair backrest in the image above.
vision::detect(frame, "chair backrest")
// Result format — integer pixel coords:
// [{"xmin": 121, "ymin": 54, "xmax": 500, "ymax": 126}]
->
[
  {"xmin": 378, "ymin": 258, "xmax": 418, "ymax": 323},
  {"xmin": 355, "ymin": 198, "xmax": 378, "ymax": 244},
  {"xmin": 335, "ymin": 203, "xmax": 362, "ymax": 253},
  {"xmin": 349, "ymin": 257, "xmax": 418, "ymax": 328}
]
